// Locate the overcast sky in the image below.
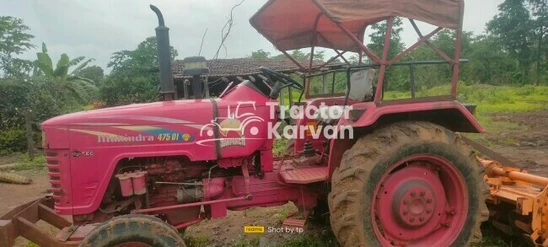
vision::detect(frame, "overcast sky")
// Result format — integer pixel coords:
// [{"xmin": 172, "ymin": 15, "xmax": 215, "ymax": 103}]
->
[{"xmin": 2, "ymin": 0, "xmax": 503, "ymax": 72}]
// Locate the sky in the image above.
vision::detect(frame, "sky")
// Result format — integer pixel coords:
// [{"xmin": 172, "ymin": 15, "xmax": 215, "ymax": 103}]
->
[{"xmin": 1, "ymin": 0, "xmax": 503, "ymax": 73}]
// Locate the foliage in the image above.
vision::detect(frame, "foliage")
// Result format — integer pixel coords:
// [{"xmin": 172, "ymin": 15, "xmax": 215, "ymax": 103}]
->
[
  {"xmin": 33, "ymin": 43, "xmax": 99, "ymax": 103},
  {"xmin": 0, "ymin": 16, "xmax": 35, "ymax": 77},
  {"xmin": 100, "ymin": 37, "xmax": 178, "ymax": 106},
  {"xmin": 100, "ymin": 75, "xmax": 160, "ymax": 106},
  {"xmin": 250, "ymin": 49, "xmax": 270, "ymax": 58},
  {"xmin": 108, "ymin": 36, "xmax": 178, "ymax": 74},
  {"xmin": 75, "ymin": 65, "xmax": 104, "ymax": 85},
  {"xmin": 0, "ymin": 128, "xmax": 26, "ymax": 155},
  {"xmin": 487, "ymin": 0, "xmax": 534, "ymax": 83},
  {"xmin": 35, "ymin": 42, "xmax": 95, "ymax": 79}
]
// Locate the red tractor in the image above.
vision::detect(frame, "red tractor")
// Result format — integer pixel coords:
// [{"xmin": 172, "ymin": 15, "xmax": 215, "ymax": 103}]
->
[{"xmin": 4, "ymin": 1, "xmax": 548, "ymax": 246}]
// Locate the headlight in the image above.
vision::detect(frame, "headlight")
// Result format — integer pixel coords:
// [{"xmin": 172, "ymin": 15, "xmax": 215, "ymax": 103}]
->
[{"xmin": 42, "ymin": 131, "xmax": 48, "ymax": 148}]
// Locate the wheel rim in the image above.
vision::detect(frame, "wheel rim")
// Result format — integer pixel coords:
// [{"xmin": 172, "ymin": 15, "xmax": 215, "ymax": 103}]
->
[{"xmin": 372, "ymin": 155, "xmax": 468, "ymax": 246}]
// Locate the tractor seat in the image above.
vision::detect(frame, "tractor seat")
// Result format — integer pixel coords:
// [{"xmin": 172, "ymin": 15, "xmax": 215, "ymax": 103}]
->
[
  {"xmin": 349, "ymin": 68, "xmax": 376, "ymax": 102},
  {"xmin": 314, "ymin": 69, "xmax": 376, "ymax": 123}
]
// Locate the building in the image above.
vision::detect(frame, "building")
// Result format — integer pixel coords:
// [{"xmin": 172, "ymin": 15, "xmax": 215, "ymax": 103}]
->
[{"xmin": 171, "ymin": 57, "xmax": 338, "ymax": 98}]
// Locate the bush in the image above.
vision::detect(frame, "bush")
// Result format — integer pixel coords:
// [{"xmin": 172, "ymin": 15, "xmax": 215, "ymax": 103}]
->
[
  {"xmin": 0, "ymin": 128, "xmax": 27, "ymax": 155},
  {"xmin": 99, "ymin": 75, "xmax": 159, "ymax": 106}
]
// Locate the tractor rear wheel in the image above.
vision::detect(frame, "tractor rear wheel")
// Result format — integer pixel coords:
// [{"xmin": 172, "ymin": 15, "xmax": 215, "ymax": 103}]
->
[
  {"xmin": 329, "ymin": 121, "xmax": 489, "ymax": 246},
  {"xmin": 79, "ymin": 214, "xmax": 186, "ymax": 247}
]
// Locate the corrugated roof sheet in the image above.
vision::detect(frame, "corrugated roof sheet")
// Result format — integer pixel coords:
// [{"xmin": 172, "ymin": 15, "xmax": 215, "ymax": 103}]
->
[{"xmin": 172, "ymin": 57, "xmax": 334, "ymax": 78}]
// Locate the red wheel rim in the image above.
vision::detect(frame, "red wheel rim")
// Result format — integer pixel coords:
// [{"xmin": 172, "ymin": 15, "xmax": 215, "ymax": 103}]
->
[{"xmin": 372, "ymin": 155, "xmax": 468, "ymax": 246}]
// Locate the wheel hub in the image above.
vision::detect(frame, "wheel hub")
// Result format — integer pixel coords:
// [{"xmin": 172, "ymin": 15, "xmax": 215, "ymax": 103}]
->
[
  {"xmin": 375, "ymin": 165, "xmax": 447, "ymax": 241},
  {"xmin": 395, "ymin": 181, "xmax": 435, "ymax": 228}
]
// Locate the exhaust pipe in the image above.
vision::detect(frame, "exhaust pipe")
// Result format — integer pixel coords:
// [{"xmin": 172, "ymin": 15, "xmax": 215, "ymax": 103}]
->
[{"xmin": 150, "ymin": 5, "xmax": 175, "ymax": 101}]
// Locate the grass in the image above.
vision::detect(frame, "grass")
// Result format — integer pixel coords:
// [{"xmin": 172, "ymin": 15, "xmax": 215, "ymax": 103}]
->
[
  {"xmin": 387, "ymin": 84, "xmax": 548, "ymax": 133},
  {"xmin": 386, "ymin": 84, "xmax": 548, "ymax": 113},
  {"xmin": 184, "ymin": 234, "xmax": 213, "ymax": 247},
  {"xmin": 474, "ymin": 224, "xmax": 528, "ymax": 247},
  {"xmin": 0, "ymin": 154, "xmax": 46, "ymax": 172}
]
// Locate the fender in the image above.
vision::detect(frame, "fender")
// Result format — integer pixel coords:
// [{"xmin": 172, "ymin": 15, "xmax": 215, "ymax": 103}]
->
[
  {"xmin": 347, "ymin": 100, "xmax": 483, "ymax": 133},
  {"xmin": 327, "ymin": 100, "xmax": 484, "ymax": 178}
]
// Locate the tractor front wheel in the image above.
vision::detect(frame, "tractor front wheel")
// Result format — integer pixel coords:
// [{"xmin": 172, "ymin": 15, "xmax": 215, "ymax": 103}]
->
[
  {"xmin": 329, "ymin": 122, "xmax": 489, "ymax": 246},
  {"xmin": 79, "ymin": 214, "xmax": 186, "ymax": 247}
]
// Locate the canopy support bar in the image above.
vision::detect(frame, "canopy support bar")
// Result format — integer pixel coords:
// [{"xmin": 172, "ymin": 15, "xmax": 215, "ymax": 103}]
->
[
  {"xmin": 374, "ymin": 17, "xmax": 394, "ymax": 103},
  {"xmin": 451, "ymin": 25, "xmax": 463, "ymax": 97},
  {"xmin": 317, "ymin": 51, "xmax": 347, "ymax": 71},
  {"xmin": 281, "ymin": 50, "xmax": 308, "ymax": 72},
  {"xmin": 409, "ymin": 19, "xmax": 452, "ymax": 63},
  {"xmin": 309, "ymin": 13, "xmax": 323, "ymax": 75},
  {"xmin": 334, "ymin": 49, "xmax": 350, "ymax": 64},
  {"xmin": 317, "ymin": 33, "xmax": 351, "ymax": 66},
  {"xmin": 334, "ymin": 22, "xmax": 381, "ymax": 63},
  {"xmin": 389, "ymin": 27, "xmax": 443, "ymax": 65}
]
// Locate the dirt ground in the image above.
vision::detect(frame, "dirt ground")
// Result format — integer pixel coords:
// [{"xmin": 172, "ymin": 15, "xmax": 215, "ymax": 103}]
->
[
  {"xmin": 482, "ymin": 111, "xmax": 548, "ymax": 176},
  {"xmin": 0, "ymin": 110, "xmax": 546, "ymax": 246},
  {"xmin": 0, "ymin": 171, "xmax": 49, "ymax": 215}
]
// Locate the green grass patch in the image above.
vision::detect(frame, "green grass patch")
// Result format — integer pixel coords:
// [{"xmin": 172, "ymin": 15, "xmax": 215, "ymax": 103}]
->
[
  {"xmin": 273, "ymin": 138, "xmax": 290, "ymax": 157},
  {"xmin": 0, "ymin": 154, "xmax": 46, "ymax": 172},
  {"xmin": 231, "ymin": 237, "xmax": 261, "ymax": 247},
  {"xmin": 386, "ymin": 84, "xmax": 548, "ymax": 133},
  {"xmin": 474, "ymin": 224, "xmax": 528, "ymax": 247},
  {"xmin": 386, "ymin": 84, "xmax": 548, "ymax": 113},
  {"xmin": 184, "ymin": 234, "xmax": 213, "ymax": 247}
]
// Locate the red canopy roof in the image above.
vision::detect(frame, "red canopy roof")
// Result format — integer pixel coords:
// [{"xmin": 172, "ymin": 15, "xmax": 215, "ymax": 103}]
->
[{"xmin": 250, "ymin": 0, "xmax": 464, "ymax": 52}]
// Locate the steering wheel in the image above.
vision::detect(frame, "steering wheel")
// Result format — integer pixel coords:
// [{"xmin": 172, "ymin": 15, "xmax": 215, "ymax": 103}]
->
[{"xmin": 259, "ymin": 67, "xmax": 304, "ymax": 90}]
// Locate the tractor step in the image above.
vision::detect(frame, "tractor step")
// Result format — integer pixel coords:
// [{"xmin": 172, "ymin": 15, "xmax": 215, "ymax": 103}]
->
[{"xmin": 279, "ymin": 167, "xmax": 328, "ymax": 184}]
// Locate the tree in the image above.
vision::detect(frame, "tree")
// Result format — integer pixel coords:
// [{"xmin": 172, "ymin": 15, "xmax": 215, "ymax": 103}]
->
[
  {"xmin": 108, "ymin": 36, "xmax": 178, "ymax": 75},
  {"xmin": 75, "ymin": 65, "xmax": 104, "ymax": 85},
  {"xmin": 367, "ymin": 18, "xmax": 406, "ymax": 90},
  {"xmin": 0, "ymin": 16, "xmax": 35, "ymax": 77},
  {"xmin": 101, "ymin": 37, "xmax": 178, "ymax": 106},
  {"xmin": 290, "ymin": 50, "xmax": 308, "ymax": 60},
  {"xmin": 467, "ymin": 35, "xmax": 516, "ymax": 84},
  {"xmin": 487, "ymin": 0, "xmax": 534, "ymax": 83},
  {"xmin": 367, "ymin": 18, "xmax": 405, "ymax": 61},
  {"xmin": 250, "ymin": 49, "xmax": 270, "ymax": 58},
  {"xmin": 527, "ymin": 0, "xmax": 548, "ymax": 85}
]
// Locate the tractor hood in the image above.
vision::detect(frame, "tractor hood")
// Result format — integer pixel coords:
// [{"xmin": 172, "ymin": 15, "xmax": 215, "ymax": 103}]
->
[
  {"xmin": 40, "ymin": 81, "xmax": 273, "ymax": 154},
  {"xmin": 41, "ymin": 99, "xmax": 211, "ymax": 128}
]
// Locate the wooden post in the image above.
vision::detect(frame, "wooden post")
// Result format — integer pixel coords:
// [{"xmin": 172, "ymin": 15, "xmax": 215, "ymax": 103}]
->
[{"xmin": 24, "ymin": 111, "xmax": 35, "ymax": 159}]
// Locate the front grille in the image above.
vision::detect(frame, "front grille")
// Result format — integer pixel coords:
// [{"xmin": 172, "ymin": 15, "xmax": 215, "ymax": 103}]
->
[{"xmin": 45, "ymin": 151, "xmax": 62, "ymax": 205}]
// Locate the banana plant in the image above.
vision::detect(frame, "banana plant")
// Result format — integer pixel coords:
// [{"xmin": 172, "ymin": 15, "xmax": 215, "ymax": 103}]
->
[
  {"xmin": 35, "ymin": 42, "xmax": 94, "ymax": 79},
  {"xmin": 34, "ymin": 42, "xmax": 98, "ymax": 103}
]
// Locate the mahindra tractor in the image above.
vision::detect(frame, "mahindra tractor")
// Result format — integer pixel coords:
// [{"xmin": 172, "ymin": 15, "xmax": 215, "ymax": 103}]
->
[{"xmin": 3, "ymin": 1, "xmax": 548, "ymax": 247}]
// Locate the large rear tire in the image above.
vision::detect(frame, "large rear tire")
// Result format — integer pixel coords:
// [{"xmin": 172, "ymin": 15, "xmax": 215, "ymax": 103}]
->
[
  {"xmin": 329, "ymin": 121, "xmax": 489, "ymax": 246},
  {"xmin": 79, "ymin": 214, "xmax": 186, "ymax": 247}
]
